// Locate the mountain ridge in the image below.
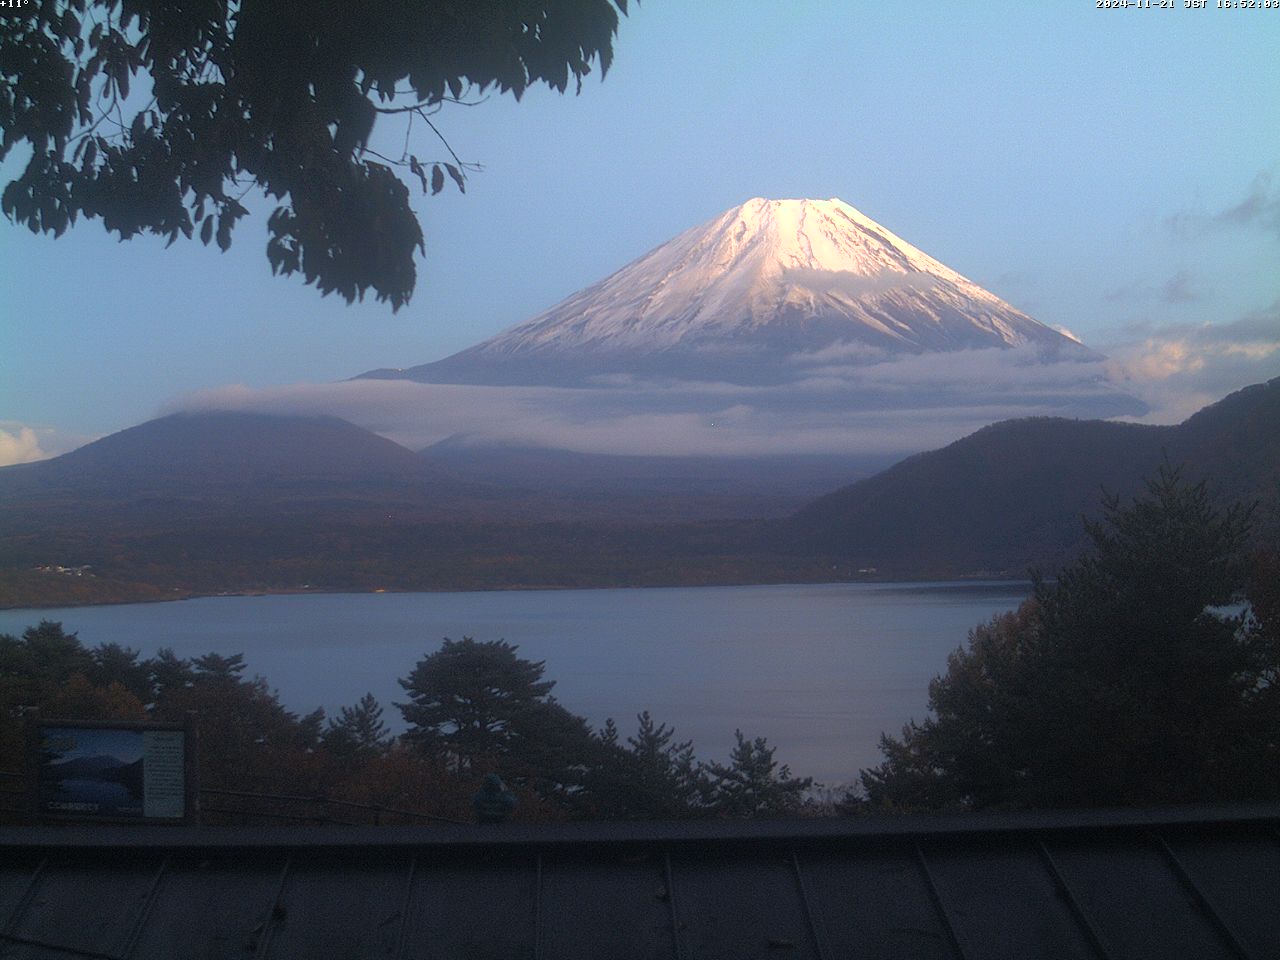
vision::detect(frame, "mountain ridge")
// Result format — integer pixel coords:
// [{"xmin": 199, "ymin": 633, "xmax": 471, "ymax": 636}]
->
[
  {"xmin": 0, "ymin": 411, "xmax": 428, "ymax": 497},
  {"xmin": 788, "ymin": 377, "xmax": 1280, "ymax": 575},
  {"xmin": 0, "ymin": 380, "xmax": 1272, "ymax": 607},
  {"xmin": 0, "ymin": 410, "xmax": 856, "ymax": 527}
]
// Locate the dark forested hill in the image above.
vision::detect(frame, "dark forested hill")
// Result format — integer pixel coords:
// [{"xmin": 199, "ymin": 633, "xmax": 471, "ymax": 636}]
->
[
  {"xmin": 0, "ymin": 411, "xmax": 427, "ymax": 497},
  {"xmin": 1, "ymin": 381, "xmax": 1275, "ymax": 607},
  {"xmin": 1165, "ymin": 378, "xmax": 1280, "ymax": 508},
  {"xmin": 0, "ymin": 411, "xmax": 825, "ymax": 606},
  {"xmin": 417, "ymin": 439, "xmax": 893, "ymax": 506},
  {"xmin": 789, "ymin": 377, "xmax": 1280, "ymax": 577}
]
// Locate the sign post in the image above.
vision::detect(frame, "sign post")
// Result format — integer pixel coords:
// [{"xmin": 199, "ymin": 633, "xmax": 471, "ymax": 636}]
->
[{"xmin": 30, "ymin": 718, "xmax": 199, "ymax": 825}]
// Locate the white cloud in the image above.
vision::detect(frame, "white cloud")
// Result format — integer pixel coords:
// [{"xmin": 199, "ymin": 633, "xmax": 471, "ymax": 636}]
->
[
  {"xmin": 168, "ymin": 343, "xmax": 1146, "ymax": 459},
  {"xmin": 165, "ymin": 313, "xmax": 1253, "ymax": 454},
  {"xmin": 1100, "ymin": 303, "xmax": 1280, "ymax": 423},
  {"xmin": 0, "ymin": 424, "xmax": 48, "ymax": 466},
  {"xmin": 1108, "ymin": 339, "xmax": 1206, "ymax": 382}
]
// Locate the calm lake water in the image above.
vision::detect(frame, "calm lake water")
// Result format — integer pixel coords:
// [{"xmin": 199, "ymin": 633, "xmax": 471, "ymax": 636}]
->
[{"xmin": 0, "ymin": 582, "xmax": 1030, "ymax": 784}]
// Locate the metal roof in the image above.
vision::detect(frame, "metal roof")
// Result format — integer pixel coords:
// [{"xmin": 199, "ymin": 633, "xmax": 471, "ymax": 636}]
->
[{"xmin": 1, "ymin": 804, "xmax": 1278, "ymax": 959}]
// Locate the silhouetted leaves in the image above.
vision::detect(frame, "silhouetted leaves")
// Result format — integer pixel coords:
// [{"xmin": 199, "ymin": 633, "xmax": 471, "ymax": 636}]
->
[
  {"xmin": 860, "ymin": 466, "xmax": 1277, "ymax": 810},
  {"xmin": 703, "ymin": 730, "xmax": 813, "ymax": 818},
  {"xmin": 397, "ymin": 637, "xmax": 556, "ymax": 769},
  {"xmin": 444, "ymin": 163, "xmax": 465, "ymax": 193},
  {"xmin": 324, "ymin": 692, "xmax": 391, "ymax": 759},
  {"xmin": 0, "ymin": 0, "xmax": 627, "ymax": 309},
  {"xmin": 0, "ymin": 619, "xmax": 827, "ymax": 823},
  {"xmin": 576, "ymin": 711, "xmax": 710, "ymax": 819}
]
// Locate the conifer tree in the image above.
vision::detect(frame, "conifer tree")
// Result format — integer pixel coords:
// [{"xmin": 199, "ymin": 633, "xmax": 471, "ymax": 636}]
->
[
  {"xmin": 861, "ymin": 465, "xmax": 1271, "ymax": 809},
  {"xmin": 397, "ymin": 638, "xmax": 555, "ymax": 769},
  {"xmin": 703, "ymin": 731, "xmax": 813, "ymax": 818},
  {"xmin": 325, "ymin": 693, "xmax": 391, "ymax": 759}
]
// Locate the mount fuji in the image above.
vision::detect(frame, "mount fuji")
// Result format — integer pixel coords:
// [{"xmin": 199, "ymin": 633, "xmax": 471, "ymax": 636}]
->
[{"xmin": 360, "ymin": 197, "xmax": 1105, "ymax": 388}]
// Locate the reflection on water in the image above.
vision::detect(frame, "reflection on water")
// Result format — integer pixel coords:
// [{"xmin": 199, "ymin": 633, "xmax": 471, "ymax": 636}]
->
[
  {"xmin": 46, "ymin": 778, "xmax": 140, "ymax": 816},
  {"xmin": 1, "ymin": 581, "xmax": 1030, "ymax": 784}
]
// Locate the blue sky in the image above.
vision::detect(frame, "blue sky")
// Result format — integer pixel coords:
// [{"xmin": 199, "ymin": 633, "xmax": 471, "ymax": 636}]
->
[{"xmin": 2, "ymin": 1, "xmax": 1278, "ymax": 462}]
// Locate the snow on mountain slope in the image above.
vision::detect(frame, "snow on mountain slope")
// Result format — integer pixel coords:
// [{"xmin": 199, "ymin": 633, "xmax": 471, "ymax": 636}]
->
[{"xmin": 365, "ymin": 198, "xmax": 1094, "ymax": 386}]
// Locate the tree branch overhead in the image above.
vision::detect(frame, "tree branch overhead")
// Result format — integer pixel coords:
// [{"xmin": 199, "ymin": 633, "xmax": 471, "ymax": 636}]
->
[{"xmin": 0, "ymin": 0, "xmax": 628, "ymax": 309}]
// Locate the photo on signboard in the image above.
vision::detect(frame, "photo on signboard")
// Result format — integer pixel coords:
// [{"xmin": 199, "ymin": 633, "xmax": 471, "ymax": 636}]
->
[
  {"xmin": 36, "ymin": 724, "xmax": 187, "ymax": 821},
  {"xmin": 38, "ymin": 726, "xmax": 146, "ymax": 817}
]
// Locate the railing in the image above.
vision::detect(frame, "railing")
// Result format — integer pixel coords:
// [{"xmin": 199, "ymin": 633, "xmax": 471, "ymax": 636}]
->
[
  {"xmin": 0, "ymin": 772, "xmax": 467, "ymax": 827},
  {"xmin": 199, "ymin": 787, "xmax": 466, "ymax": 826}
]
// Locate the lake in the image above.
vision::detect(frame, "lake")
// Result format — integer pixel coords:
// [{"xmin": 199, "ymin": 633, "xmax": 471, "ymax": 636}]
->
[{"xmin": 0, "ymin": 581, "xmax": 1031, "ymax": 785}]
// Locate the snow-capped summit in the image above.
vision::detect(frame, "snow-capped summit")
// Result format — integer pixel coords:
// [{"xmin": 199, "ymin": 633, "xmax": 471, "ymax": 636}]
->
[{"xmin": 362, "ymin": 197, "xmax": 1097, "ymax": 386}]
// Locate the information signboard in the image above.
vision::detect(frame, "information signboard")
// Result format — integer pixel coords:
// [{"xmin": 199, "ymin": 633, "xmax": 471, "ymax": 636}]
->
[{"xmin": 32, "ymin": 720, "xmax": 197, "ymax": 824}]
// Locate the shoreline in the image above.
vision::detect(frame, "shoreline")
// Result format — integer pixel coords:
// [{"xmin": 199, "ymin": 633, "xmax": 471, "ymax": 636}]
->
[{"xmin": 0, "ymin": 570, "xmax": 1033, "ymax": 613}]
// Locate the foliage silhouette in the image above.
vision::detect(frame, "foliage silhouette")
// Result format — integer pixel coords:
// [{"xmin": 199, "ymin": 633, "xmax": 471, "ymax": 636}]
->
[
  {"xmin": 3, "ymin": 624, "xmax": 826, "ymax": 823},
  {"xmin": 324, "ymin": 692, "xmax": 391, "ymax": 759},
  {"xmin": 703, "ymin": 729, "xmax": 813, "ymax": 818},
  {"xmin": 1, "ymin": 0, "xmax": 627, "ymax": 308},
  {"xmin": 397, "ymin": 637, "xmax": 555, "ymax": 769},
  {"xmin": 860, "ymin": 465, "xmax": 1276, "ymax": 810},
  {"xmin": 575, "ymin": 712, "xmax": 710, "ymax": 819}
]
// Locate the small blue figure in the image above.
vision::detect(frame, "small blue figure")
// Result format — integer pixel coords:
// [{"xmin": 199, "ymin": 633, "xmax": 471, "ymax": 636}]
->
[{"xmin": 472, "ymin": 773, "xmax": 517, "ymax": 824}]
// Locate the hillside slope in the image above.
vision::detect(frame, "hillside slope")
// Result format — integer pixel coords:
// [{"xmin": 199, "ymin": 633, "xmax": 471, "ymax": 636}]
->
[
  {"xmin": 0, "ymin": 411, "xmax": 427, "ymax": 497},
  {"xmin": 789, "ymin": 377, "xmax": 1280, "ymax": 576}
]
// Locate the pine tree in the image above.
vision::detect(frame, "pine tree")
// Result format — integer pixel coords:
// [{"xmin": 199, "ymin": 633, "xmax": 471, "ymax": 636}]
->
[
  {"xmin": 89, "ymin": 643, "xmax": 154, "ymax": 704},
  {"xmin": 324, "ymin": 693, "xmax": 390, "ymax": 759},
  {"xmin": 703, "ymin": 731, "xmax": 813, "ymax": 818},
  {"xmin": 148, "ymin": 649, "xmax": 195, "ymax": 702},
  {"xmin": 861, "ymin": 465, "xmax": 1271, "ymax": 809},
  {"xmin": 397, "ymin": 638, "xmax": 555, "ymax": 769}
]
